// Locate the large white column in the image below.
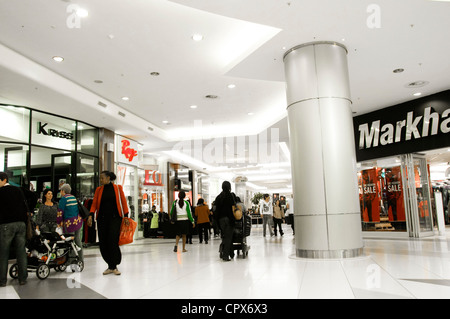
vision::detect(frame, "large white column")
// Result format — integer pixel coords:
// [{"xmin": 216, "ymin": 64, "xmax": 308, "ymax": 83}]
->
[{"xmin": 283, "ymin": 41, "xmax": 363, "ymax": 259}]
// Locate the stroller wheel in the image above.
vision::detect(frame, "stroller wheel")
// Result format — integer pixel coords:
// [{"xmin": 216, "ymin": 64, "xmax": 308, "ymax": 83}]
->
[
  {"xmin": 9, "ymin": 263, "xmax": 18, "ymax": 279},
  {"xmin": 36, "ymin": 264, "xmax": 50, "ymax": 280},
  {"xmin": 56, "ymin": 264, "xmax": 67, "ymax": 272},
  {"xmin": 70, "ymin": 260, "xmax": 84, "ymax": 272}
]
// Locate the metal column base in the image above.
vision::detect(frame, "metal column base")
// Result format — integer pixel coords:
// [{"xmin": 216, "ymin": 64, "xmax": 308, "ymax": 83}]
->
[{"xmin": 296, "ymin": 247, "xmax": 364, "ymax": 259}]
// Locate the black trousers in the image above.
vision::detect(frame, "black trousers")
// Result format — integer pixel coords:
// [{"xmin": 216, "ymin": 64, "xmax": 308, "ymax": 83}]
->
[
  {"xmin": 198, "ymin": 222, "xmax": 210, "ymax": 243},
  {"xmin": 219, "ymin": 217, "xmax": 234, "ymax": 259},
  {"xmin": 97, "ymin": 214, "xmax": 122, "ymax": 270}
]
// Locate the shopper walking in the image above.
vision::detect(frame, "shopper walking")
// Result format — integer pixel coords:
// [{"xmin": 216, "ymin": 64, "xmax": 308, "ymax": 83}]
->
[
  {"xmin": 259, "ymin": 194, "xmax": 274, "ymax": 237},
  {"xmin": 170, "ymin": 191, "xmax": 195, "ymax": 252},
  {"xmin": 0, "ymin": 172, "xmax": 28, "ymax": 287},
  {"xmin": 88, "ymin": 171, "xmax": 129, "ymax": 275},
  {"xmin": 35, "ymin": 189, "xmax": 58, "ymax": 233},
  {"xmin": 58, "ymin": 184, "xmax": 83, "ymax": 261},
  {"xmin": 273, "ymin": 199, "xmax": 285, "ymax": 236},
  {"xmin": 286, "ymin": 196, "xmax": 294, "ymax": 235},
  {"xmin": 214, "ymin": 181, "xmax": 235, "ymax": 261},
  {"xmin": 195, "ymin": 198, "xmax": 212, "ymax": 244}
]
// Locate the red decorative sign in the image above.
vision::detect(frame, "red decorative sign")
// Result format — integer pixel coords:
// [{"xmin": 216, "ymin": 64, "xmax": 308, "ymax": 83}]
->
[
  {"xmin": 144, "ymin": 170, "xmax": 163, "ymax": 186},
  {"xmin": 121, "ymin": 139, "xmax": 137, "ymax": 162}
]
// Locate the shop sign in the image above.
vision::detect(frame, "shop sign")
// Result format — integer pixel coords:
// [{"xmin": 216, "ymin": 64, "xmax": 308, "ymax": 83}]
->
[
  {"xmin": 144, "ymin": 170, "xmax": 163, "ymax": 186},
  {"xmin": 37, "ymin": 122, "xmax": 74, "ymax": 140},
  {"xmin": 121, "ymin": 139, "xmax": 138, "ymax": 162},
  {"xmin": 354, "ymin": 90, "xmax": 450, "ymax": 161}
]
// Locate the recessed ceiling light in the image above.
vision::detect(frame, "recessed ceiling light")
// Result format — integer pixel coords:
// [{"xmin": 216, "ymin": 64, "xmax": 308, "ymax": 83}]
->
[
  {"xmin": 76, "ymin": 8, "xmax": 89, "ymax": 18},
  {"xmin": 52, "ymin": 56, "xmax": 64, "ymax": 62},
  {"xmin": 190, "ymin": 105, "xmax": 198, "ymax": 109},
  {"xmin": 121, "ymin": 96, "xmax": 129, "ymax": 101},
  {"xmin": 94, "ymin": 80, "xmax": 103, "ymax": 83},
  {"xmin": 162, "ymin": 120, "xmax": 169, "ymax": 124},
  {"xmin": 192, "ymin": 34, "xmax": 204, "ymax": 41},
  {"xmin": 150, "ymin": 72, "xmax": 160, "ymax": 76},
  {"xmin": 227, "ymin": 84, "xmax": 236, "ymax": 89},
  {"xmin": 205, "ymin": 95, "xmax": 218, "ymax": 99},
  {"xmin": 406, "ymin": 80, "xmax": 429, "ymax": 88},
  {"xmin": 393, "ymin": 68, "xmax": 404, "ymax": 73},
  {"xmin": 248, "ymin": 112, "xmax": 254, "ymax": 116},
  {"xmin": 413, "ymin": 92, "xmax": 422, "ymax": 96}
]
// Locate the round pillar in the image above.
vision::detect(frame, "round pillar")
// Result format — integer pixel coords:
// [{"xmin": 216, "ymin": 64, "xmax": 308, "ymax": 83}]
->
[{"xmin": 283, "ymin": 41, "xmax": 363, "ymax": 259}]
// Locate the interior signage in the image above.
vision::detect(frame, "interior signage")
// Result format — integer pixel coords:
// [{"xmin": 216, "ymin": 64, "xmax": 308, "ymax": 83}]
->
[
  {"xmin": 121, "ymin": 139, "xmax": 137, "ymax": 162},
  {"xmin": 144, "ymin": 170, "xmax": 163, "ymax": 186},
  {"xmin": 37, "ymin": 122, "xmax": 74, "ymax": 140},
  {"xmin": 353, "ymin": 90, "xmax": 450, "ymax": 162}
]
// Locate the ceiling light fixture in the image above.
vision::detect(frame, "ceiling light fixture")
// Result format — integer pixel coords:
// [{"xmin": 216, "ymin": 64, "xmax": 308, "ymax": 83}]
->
[
  {"xmin": 150, "ymin": 72, "xmax": 160, "ymax": 76},
  {"xmin": 121, "ymin": 96, "xmax": 129, "ymax": 101},
  {"xmin": 393, "ymin": 68, "xmax": 404, "ymax": 73},
  {"xmin": 406, "ymin": 80, "xmax": 429, "ymax": 88},
  {"xmin": 227, "ymin": 84, "xmax": 236, "ymax": 89},
  {"xmin": 192, "ymin": 34, "xmax": 204, "ymax": 41},
  {"xmin": 52, "ymin": 56, "xmax": 64, "ymax": 62},
  {"xmin": 190, "ymin": 105, "xmax": 198, "ymax": 109},
  {"xmin": 248, "ymin": 112, "xmax": 254, "ymax": 116},
  {"xmin": 162, "ymin": 120, "xmax": 169, "ymax": 124},
  {"xmin": 413, "ymin": 92, "xmax": 422, "ymax": 96}
]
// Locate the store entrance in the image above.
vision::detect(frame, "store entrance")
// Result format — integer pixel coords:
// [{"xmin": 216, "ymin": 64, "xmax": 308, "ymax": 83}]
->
[
  {"xmin": 51, "ymin": 153, "xmax": 73, "ymax": 199},
  {"xmin": 29, "ymin": 148, "xmax": 73, "ymax": 201}
]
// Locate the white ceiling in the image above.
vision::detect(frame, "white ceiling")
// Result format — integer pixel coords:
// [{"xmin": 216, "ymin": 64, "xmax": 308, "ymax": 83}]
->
[{"xmin": 1, "ymin": 0, "xmax": 450, "ymax": 193}]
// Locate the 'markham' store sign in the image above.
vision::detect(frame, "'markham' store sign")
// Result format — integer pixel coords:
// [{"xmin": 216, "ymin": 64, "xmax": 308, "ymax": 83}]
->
[{"xmin": 353, "ymin": 90, "xmax": 450, "ymax": 162}]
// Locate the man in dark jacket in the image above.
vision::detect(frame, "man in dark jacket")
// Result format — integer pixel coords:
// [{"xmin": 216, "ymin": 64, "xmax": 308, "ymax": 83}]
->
[{"xmin": 0, "ymin": 172, "xmax": 29, "ymax": 286}]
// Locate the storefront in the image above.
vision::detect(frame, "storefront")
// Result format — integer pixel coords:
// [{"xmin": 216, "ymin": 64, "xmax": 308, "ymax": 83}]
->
[
  {"xmin": 115, "ymin": 135, "xmax": 144, "ymax": 238},
  {"xmin": 354, "ymin": 90, "xmax": 450, "ymax": 237},
  {"xmin": 0, "ymin": 103, "xmax": 99, "ymax": 207}
]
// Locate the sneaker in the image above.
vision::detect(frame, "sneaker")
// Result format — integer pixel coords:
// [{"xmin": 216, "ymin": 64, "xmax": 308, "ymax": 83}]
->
[
  {"xmin": 103, "ymin": 269, "xmax": 114, "ymax": 275},
  {"xmin": 113, "ymin": 269, "xmax": 121, "ymax": 275}
]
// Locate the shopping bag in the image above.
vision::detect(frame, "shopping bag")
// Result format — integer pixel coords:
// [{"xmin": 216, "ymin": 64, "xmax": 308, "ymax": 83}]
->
[{"xmin": 118, "ymin": 217, "xmax": 137, "ymax": 246}]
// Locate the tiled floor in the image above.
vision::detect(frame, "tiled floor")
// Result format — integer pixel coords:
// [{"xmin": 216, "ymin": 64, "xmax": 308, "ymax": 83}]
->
[{"xmin": 1, "ymin": 224, "xmax": 450, "ymax": 299}]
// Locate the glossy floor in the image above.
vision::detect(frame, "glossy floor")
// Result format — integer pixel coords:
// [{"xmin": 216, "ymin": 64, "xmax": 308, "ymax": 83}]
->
[{"xmin": 1, "ymin": 225, "xmax": 450, "ymax": 299}]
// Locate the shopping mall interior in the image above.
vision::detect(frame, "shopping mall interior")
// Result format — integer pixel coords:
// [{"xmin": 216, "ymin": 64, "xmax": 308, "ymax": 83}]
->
[{"xmin": 0, "ymin": 0, "xmax": 450, "ymax": 302}]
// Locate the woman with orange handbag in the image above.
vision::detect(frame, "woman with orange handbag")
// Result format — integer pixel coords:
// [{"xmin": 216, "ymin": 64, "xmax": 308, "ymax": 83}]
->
[{"xmin": 88, "ymin": 171, "xmax": 129, "ymax": 276}]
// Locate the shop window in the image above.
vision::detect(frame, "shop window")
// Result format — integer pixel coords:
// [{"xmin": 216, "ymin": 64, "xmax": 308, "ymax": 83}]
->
[
  {"xmin": 358, "ymin": 159, "xmax": 407, "ymax": 232},
  {"xmin": 76, "ymin": 153, "xmax": 98, "ymax": 199},
  {"xmin": 0, "ymin": 144, "xmax": 28, "ymax": 187},
  {"xmin": 77, "ymin": 122, "xmax": 99, "ymax": 156},
  {"xmin": 0, "ymin": 105, "xmax": 30, "ymax": 143}
]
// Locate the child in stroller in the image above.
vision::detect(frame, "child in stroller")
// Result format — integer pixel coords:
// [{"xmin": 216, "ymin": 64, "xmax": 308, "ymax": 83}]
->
[{"xmin": 9, "ymin": 227, "xmax": 84, "ymax": 280}]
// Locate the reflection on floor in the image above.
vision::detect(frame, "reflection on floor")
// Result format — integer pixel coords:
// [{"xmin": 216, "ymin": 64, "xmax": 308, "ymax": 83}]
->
[{"xmin": 1, "ymin": 225, "xmax": 450, "ymax": 299}]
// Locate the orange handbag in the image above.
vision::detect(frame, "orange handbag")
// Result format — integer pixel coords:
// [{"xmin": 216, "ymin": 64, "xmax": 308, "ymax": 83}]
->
[
  {"xmin": 119, "ymin": 217, "xmax": 137, "ymax": 246},
  {"xmin": 117, "ymin": 186, "xmax": 137, "ymax": 246}
]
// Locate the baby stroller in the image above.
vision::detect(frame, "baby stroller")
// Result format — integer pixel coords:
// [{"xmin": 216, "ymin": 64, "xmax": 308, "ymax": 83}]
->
[
  {"xmin": 9, "ymin": 232, "xmax": 84, "ymax": 280},
  {"xmin": 219, "ymin": 212, "xmax": 252, "ymax": 259},
  {"xmin": 232, "ymin": 212, "xmax": 251, "ymax": 258}
]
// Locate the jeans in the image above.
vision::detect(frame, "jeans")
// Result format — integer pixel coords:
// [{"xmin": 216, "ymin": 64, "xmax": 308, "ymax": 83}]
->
[
  {"xmin": 0, "ymin": 221, "xmax": 28, "ymax": 284},
  {"xmin": 262, "ymin": 215, "xmax": 273, "ymax": 236}
]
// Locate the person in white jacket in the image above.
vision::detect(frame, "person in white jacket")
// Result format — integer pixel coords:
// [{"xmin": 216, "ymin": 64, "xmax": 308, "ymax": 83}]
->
[{"xmin": 259, "ymin": 194, "xmax": 273, "ymax": 237}]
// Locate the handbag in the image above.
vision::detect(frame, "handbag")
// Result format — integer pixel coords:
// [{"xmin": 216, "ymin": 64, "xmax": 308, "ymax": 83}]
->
[
  {"xmin": 233, "ymin": 204, "xmax": 243, "ymax": 220},
  {"xmin": 117, "ymin": 185, "xmax": 137, "ymax": 246},
  {"xmin": 119, "ymin": 217, "xmax": 137, "ymax": 246},
  {"xmin": 77, "ymin": 199, "xmax": 90, "ymax": 219}
]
